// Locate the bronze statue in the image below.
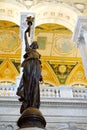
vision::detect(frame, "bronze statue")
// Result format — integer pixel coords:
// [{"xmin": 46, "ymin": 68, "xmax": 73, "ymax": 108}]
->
[{"xmin": 17, "ymin": 16, "xmax": 42, "ymax": 114}]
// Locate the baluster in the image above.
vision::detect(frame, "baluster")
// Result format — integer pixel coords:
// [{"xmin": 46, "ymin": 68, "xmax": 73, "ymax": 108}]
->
[
  {"xmin": 51, "ymin": 88, "xmax": 55, "ymax": 97},
  {"xmin": 48, "ymin": 88, "xmax": 51, "ymax": 97},
  {"xmin": 40, "ymin": 87, "xmax": 43, "ymax": 97},
  {"xmin": 55, "ymin": 89, "xmax": 59, "ymax": 97},
  {"xmin": 46, "ymin": 88, "xmax": 48, "ymax": 97},
  {"xmin": 41, "ymin": 87, "xmax": 44, "ymax": 97},
  {"xmin": 14, "ymin": 85, "xmax": 17, "ymax": 96},
  {"xmin": 0, "ymin": 88, "xmax": 1, "ymax": 96},
  {"xmin": 44, "ymin": 88, "xmax": 47, "ymax": 97},
  {"xmin": 6, "ymin": 88, "xmax": 8, "ymax": 96},
  {"xmin": 1, "ymin": 88, "xmax": 4, "ymax": 96},
  {"xmin": 11, "ymin": 87, "xmax": 14, "ymax": 96},
  {"xmin": 12, "ymin": 87, "xmax": 15, "ymax": 96},
  {"xmin": 46, "ymin": 88, "xmax": 49, "ymax": 97}
]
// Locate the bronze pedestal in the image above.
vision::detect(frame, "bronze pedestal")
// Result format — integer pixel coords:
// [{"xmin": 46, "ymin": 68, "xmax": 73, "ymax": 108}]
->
[{"xmin": 17, "ymin": 107, "xmax": 46, "ymax": 129}]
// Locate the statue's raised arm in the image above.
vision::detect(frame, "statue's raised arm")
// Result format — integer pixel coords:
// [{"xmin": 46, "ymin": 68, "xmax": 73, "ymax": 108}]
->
[
  {"xmin": 24, "ymin": 28, "xmax": 30, "ymax": 51},
  {"xmin": 24, "ymin": 16, "xmax": 34, "ymax": 52}
]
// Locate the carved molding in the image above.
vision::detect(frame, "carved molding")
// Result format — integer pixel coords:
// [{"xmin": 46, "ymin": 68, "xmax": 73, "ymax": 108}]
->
[{"xmin": 0, "ymin": 96, "xmax": 87, "ymax": 108}]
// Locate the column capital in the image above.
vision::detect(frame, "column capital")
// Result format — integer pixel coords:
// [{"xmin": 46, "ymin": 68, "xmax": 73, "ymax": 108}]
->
[{"xmin": 72, "ymin": 16, "xmax": 87, "ymax": 43}]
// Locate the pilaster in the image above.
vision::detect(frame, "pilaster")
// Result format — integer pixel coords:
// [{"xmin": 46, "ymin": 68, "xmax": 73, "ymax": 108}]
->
[{"xmin": 72, "ymin": 16, "xmax": 87, "ymax": 78}]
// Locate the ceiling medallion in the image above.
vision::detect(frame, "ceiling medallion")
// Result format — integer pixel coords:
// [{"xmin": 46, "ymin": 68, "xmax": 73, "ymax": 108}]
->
[
  {"xmin": 0, "ymin": 30, "xmax": 20, "ymax": 53},
  {"xmin": 58, "ymin": 65, "xmax": 66, "ymax": 73},
  {"xmin": 55, "ymin": 36, "xmax": 76, "ymax": 54}
]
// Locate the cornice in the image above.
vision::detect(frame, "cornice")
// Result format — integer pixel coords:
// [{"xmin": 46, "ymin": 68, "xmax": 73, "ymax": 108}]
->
[{"xmin": 0, "ymin": 96, "xmax": 87, "ymax": 108}]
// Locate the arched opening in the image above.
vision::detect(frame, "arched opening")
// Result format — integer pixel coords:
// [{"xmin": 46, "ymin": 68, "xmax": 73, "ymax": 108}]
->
[
  {"xmin": 30, "ymin": 3, "xmax": 81, "ymax": 32},
  {"xmin": 0, "ymin": 20, "xmax": 21, "ymax": 84}
]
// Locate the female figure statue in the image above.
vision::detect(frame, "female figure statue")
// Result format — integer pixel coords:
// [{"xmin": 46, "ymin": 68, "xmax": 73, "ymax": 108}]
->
[{"xmin": 17, "ymin": 16, "xmax": 42, "ymax": 113}]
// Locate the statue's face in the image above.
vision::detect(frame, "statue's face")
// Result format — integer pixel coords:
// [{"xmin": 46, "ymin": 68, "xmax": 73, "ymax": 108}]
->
[
  {"xmin": 27, "ymin": 21, "xmax": 32, "ymax": 25},
  {"xmin": 30, "ymin": 42, "xmax": 38, "ymax": 49}
]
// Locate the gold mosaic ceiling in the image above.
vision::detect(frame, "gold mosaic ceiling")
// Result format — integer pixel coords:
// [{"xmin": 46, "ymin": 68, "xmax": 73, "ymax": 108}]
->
[
  {"xmin": 0, "ymin": 20, "xmax": 21, "ymax": 54},
  {"xmin": 35, "ymin": 23, "xmax": 71, "ymax": 34},
  {"xmin": 0, "ymin": 20, "xmax": 87, "ymax": 86},
  {"xmin": 0, "ymin": 21, "xmax": 73, "ymax": 56}
]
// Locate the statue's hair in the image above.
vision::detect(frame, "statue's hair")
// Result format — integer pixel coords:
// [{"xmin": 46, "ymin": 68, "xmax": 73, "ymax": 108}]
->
[{"xmin": 30, "ymin": 41, "xmax": 38, "ymax": 49}]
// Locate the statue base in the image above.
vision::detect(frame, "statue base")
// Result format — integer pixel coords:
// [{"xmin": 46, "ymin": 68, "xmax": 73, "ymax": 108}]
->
[
  {"xmin": 17, "ymin": 108, "xmax": 46, "ymax": 129},
  {"xmin": 18, "ymin": 128, "xmax": 45, "ymax": 130}
]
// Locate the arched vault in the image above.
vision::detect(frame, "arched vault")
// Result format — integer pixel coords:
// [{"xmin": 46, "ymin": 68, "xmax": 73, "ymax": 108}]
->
[{"xmin": 0, "ymin": 1, "xmax": 82, "ymax": 31}]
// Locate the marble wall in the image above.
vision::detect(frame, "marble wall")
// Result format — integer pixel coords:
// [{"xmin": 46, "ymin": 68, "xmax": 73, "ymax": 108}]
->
[{"xmin": 0, "ymin": 95, "xmax": 87, "ymax": 130}]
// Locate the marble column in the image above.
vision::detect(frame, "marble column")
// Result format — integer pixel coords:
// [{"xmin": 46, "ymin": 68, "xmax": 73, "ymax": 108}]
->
[
  {"xmin": 82, "ymin": 25, "xmax": 87, "ymax": 47},
  {"xmin": 77, "ymin": 34, "xmax": 87, "ymax": 78},
  {"xmin": 72, "ymin": 16, "xmax": 87, "ymax": 79}
]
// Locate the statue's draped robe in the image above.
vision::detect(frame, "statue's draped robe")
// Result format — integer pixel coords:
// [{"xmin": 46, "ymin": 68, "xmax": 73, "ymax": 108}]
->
[{"xmin": 17, "ymin": 48, "xmax": 42, "ymax": 113}]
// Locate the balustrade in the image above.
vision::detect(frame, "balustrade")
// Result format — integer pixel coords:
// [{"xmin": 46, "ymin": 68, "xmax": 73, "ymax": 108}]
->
[
  {"xmin": 0, "ymin": 84, "xmax": 87, "ymax": 99},
  {"xmin": 0, "ymin": 84, "xmax": 16, "ymax": 96},
  {"xmin": 72, "ymin": 87, "xmax": 87, "ymax": 98},
  {"xmin": 40, "ymin": 86, "xmax": 60, "ymax": 98}
]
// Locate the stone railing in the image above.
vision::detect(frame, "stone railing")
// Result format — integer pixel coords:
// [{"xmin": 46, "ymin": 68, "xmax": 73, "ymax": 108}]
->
[
  {"xmin": 0, "ymin": 84, "xmax": 87, "ymax": 99},
  {"xmin": 0, "ymin": 84, "xmax": 16, "ymax": 96},
  {"xmin": 40, "ymin": 86, "xmax": 60, "ymax": 98},
  {"xmin": 40, "ymin": 86, "xmax": 87, "ymax": 99},
  {"xmin": 72, "ymin": 87, "xmax": 87, "ymax": 98}
]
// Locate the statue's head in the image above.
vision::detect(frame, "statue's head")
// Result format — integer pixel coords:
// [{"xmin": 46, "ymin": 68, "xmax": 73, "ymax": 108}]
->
[{"xmin": 30, "ymin": 41, "xmax": 39, "ymax": 49}]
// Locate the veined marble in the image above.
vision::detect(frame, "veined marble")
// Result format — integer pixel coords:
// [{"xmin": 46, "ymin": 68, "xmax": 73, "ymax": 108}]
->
[{"xmin": 0, "ymin": 86, "xmax": 87, "ymax": 130}]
